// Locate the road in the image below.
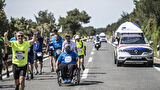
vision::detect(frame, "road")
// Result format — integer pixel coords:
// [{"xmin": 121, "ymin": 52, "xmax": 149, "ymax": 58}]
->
[{"xmin": 1, "ymin": 42, "xmax": 160, "ymax": 90}]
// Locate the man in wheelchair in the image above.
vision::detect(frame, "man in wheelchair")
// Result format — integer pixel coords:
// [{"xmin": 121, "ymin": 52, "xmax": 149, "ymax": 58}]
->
[{"xmin": 56, "ymin": 44, "xmax": 80, "ymax": 83}]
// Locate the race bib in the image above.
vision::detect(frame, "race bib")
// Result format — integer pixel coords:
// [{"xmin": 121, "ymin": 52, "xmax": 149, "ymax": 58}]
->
[
  {"xmin": 49, "ymin": 46, "xmax": 53, "ymax": 49},
  {"xmin": 65, "ymin": 56, "xmax": 72, "ymax": 63},
  {"xmin": 77, "ymin": 48, "xmax": 82, "ymax": 53},
  {"xmin": 37, "ymin": 52, "xmax": 42, "ymax": 57},
  {"xmin": 56, "ymin": 49, "xmax": 61, "ymax": 55},
  {"xmin": 16, "ymin": 51, "xmax": 25, "ymax": 59}
]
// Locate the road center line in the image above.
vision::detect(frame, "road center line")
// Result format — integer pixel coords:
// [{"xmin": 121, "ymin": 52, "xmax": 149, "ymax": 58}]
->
[
  {"xmin": 91, "ymin": 51, "xmax": 94, "ymax": 55},
  {"xmin": 81, "ymin": 69, "xmax": 89, "ymax": 79},
  {"xmin": 88, "ymin": 57, "xmax": 93, "ymax": 62}
]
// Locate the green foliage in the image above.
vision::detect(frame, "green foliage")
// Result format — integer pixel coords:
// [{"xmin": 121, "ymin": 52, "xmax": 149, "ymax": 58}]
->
[
  {"xmin": 0, "ymin": 0, "xmax": 8, "ymax": 35},
  {"xmin": 106, "ymin": 0, "xmax": 160, "ymax": 57},
  {"xmin": 58, "ymin": 8, "xmax": 91, "ymax": 35},
  {"xmin": 35, "ymin": 10, "xmax": 55, "ymax": 25}
]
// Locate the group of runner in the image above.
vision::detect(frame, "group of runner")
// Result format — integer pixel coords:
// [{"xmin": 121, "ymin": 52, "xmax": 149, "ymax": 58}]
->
[{"xmin": 0, "ymin": 25, "xmax": 87, "ymax": 90}]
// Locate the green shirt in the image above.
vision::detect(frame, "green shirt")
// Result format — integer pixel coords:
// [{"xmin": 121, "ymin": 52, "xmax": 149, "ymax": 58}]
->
[
  {"xmin": 76, "ymin": 40, "xmax": 86, "ymax": 56},
  {"xmin": 10, "ymin": 41, "xmax": 31, "ymax": 67}
]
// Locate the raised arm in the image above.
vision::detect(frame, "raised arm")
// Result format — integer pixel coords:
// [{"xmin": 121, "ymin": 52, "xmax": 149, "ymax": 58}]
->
[
  {"xmin": 41, "ymin": 24, "xmax": 44, "ymax": 38},
  {"xmin": 29, "ymin": 29, "xmax": 37, "ymax": 46},
  {"xmin": 4, "ymin": 31, "xmax": 11, "ymax": 46}
]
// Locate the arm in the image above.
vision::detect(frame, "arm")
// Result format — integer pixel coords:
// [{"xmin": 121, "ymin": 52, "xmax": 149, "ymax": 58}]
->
[
  {"xmin": 84, "ymin": 46, "xmax": 86, "ymax": 56},
  {"xmin": 41, "ymin": 24, "xmax": 44, "ymax": 38},
  {"xmin": 4, "ymin": 31, "xmax": 11, "ymax": 46},
  {"xmin": 29, "ymin": 29, "xmax": 37, "ymax": 46}
]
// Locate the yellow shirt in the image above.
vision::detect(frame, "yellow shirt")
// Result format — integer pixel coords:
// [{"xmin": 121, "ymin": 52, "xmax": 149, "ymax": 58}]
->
[
  {"xmin": 76, "ymin": 40, "xmax": 86, "ymax": 56},
  {"xmin": 10, "ymin": 41, "xmax": 31, "ymax": 67}
]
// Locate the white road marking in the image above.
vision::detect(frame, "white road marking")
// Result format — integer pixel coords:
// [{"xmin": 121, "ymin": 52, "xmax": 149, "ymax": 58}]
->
[
  {"xmin": 91, "ymin": 51, "xmax": 94, "ymax": 55},
  {"xmin": 153, "ymin": 65, "xmax": 160, "ymax": 72},
  {"xmin": 88, "ymin": 57, "xmax": 93, "ymax": 62},
  {"xmin": 81, "ymin": 69, "xmax": 89, "ymax": 79}
]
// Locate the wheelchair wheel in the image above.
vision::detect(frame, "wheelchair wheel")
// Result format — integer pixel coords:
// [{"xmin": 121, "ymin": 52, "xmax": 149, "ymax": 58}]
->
[
  {"xmin": 57, "ymin": 71, "xmax": 63, "ymax": 86},
  {"xmin": 73, "ymin": 68, "xmax": 80, "ymax": 85}
]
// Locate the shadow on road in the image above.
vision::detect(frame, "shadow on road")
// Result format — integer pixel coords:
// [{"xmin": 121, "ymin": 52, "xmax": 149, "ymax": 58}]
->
[
  {"xmin": 0, "ymin": 84, "xmax": 15, "ymax": 89},
  {"xmin": 122, "ymin": 64, "xmax": 154, "ymax": 68},
  {"xmin": 154, "ymin": 63, "xmax": 160, "ymax": 67},
  {"xmin": 78, "ymin": 80, "xmax": 104, "ymax": 86}
]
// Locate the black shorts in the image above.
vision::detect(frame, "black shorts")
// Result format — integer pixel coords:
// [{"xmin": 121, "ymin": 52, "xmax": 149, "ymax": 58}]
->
[
  {"xmin": 49, "ymin": 50, "xmax": 54, "ymax": 56},
  {"xmin": 34, "ymin": 53, "xmax": 43, "ymax": 62},
  {"xmin": 3, "ymin": 54, "xmax": 8, "ymax": 61},
  {"xmin": 79, "ymin": 55, "xmax": 84, "ymax": 59},
  {"xmin": 12, "ymin": 64, "xmax": 27, "ymax": 79}
]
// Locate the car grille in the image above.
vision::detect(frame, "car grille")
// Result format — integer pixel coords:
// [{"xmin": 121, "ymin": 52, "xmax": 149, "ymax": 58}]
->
[{"xmin": 125, "ymin": 49, "xmax": 149, "ymax": 55}]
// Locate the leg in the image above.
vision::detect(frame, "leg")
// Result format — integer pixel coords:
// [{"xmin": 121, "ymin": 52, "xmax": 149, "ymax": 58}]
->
[
  {"xmin": 58, "ymin": 64, "xmax": 68, "ymax": 80},
  {"xmin": 19, "ymin": 76, "xmax": 25, "ymax": 90},
  {"xmin": 34, "ymin": 60, "xmax": 38, "ymax": 75},
  {"xmin": 19, "ymin": 65, "xmax": 27, "ymax": 90},
  {"xmin": 49, "ymin": 56, "xmax": 53, "ymax": 71},
  {"xmin": 39, "ymin": 56, "xmax": 43, "ymax": 74},
  {"xmin": 12, "ymin": 64, "xmax": 20, "ymax": 90},
  {"xmin": 68, "ymin": 64, "xmax": 77, "ymax": 79},
  {"xmin": 0, "ymin": 64, "xmax": 3, "ymax": 80},
  {"xmin": 80, "ymin": 56, "xmax": 85, "ymax": 70}
]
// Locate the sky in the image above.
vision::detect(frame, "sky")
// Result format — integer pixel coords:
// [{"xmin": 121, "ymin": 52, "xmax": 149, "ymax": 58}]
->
[{"xmin": 4, "ymin": 0, "xmax": 135, "ymax": 28}]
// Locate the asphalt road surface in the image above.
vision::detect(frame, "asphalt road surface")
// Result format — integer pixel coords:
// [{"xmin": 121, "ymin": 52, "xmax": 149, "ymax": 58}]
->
[{"xmin": 1, "ymin": 42, "xmax": 160, "ymax": 90}]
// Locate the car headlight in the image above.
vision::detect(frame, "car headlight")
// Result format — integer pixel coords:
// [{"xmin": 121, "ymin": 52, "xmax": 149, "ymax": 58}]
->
[
  {"xmin": 118, "ymin": 49, "xmax": 126, "ymax": 52},
  {"xmin": 143, "ymin": 49, "xmax": 153, "ymax": 55}
]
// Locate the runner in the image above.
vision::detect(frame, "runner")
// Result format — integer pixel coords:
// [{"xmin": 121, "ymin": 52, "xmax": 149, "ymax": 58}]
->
[
  {"xmin": 4, "ymin": 30, "xmax": 36, "ymax": 90},
  {"xmin": 47, "ymin": 35, "xmax": 63, "ymax": 72},
  {"xmin": 3, "ymin": 43, "xmax": 10, "ymax": 78},
  {"xmin": 26, "ymin": 31, "xmax": 34, "ymax": 80},
  {"xmin": 62, "ymin": 34, "xmax": 78, "ymax": 53},
  {"xmin": 34, "ymin": 25, "xmax": 44, "ymax": 75},
  {"xmin": 45, "ymin": 36, "xmax": 54, "ymax": 72},
  {"xmin": 51, "ymin": 29, "xmax": 63, "ymax": 42},
  {"xmin": 10, "ymin": 31, "xmax": 17, "ymax": 41},
  {"xmin": 0, "ymin": 33, "xmax": 10, "ymax": 78},
  {"xmin": 0, "ymin": 39, "xmax": 5, "ymax": 80},
  {"xmin": 75, "ymin": 35, "xmax": 86, "ymax": 70}
]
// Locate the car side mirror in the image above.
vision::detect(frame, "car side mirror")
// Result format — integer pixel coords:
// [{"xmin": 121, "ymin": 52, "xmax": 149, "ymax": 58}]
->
[{"xmin": 149, "ymin": 41, "xmax": 153, "ymax": 45}]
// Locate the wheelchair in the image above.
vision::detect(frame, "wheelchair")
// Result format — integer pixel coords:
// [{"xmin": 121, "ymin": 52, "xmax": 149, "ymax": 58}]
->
[{"xmin": 57, "ymin": 67, "xmax": 80, "ymax": 86}]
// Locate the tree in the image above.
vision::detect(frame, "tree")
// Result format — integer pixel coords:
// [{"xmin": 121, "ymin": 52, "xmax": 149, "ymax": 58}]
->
[
  {"xmin": 58, "ymin": 8, "xmax": 91, "ymax": 35},
  {"xmin": 35, "ymin": 10, "xmax": 56, "ymax": 25},
  {"xmin": 0, "ymin": 0, "xmax": 8, "ymax": 35}
]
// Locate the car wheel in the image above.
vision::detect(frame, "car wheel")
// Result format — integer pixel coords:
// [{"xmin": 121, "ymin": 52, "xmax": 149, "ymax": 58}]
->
[
  {"xmin": 147, "ymin": 61, "xmax": 153, "ymax": 67},
  {"xmin": 117, "ymin": 60, "xmax": 121, "ymax": 67}
]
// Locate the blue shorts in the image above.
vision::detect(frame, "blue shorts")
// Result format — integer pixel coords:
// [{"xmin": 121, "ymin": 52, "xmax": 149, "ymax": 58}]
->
[{"xmin": 28, "ymin": 56, "xmax": 34, "ymax": 64}]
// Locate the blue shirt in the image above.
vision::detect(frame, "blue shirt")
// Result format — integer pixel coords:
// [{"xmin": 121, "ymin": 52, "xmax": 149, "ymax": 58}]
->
[
  {"xmin": 10, "ymin": 37, "xmax": 17, "ymax": 41},
  {"xmin": 51, "ymin": 35, "xmax": 63, "ymax": 43},
  {"xmin": 49, "ymin": 40, "xmax": 63, "ymax": 56},
  {"xmin": 34, "ymin": 37, "xmax": 43, "ymax": 52},
  {"xmin": 57, "ymin": 51, "xmax": 78, "ymax": 64}
]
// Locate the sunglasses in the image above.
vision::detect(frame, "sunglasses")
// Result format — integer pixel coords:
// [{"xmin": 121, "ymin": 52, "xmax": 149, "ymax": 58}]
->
[{"xmin": 17, "ymin": 35, "xmax": 24, "ymax": 37}]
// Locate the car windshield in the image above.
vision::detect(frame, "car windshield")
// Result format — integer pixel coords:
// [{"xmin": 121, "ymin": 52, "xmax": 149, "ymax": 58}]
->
[
  {"xmin": 99, "ymin": 36, "xmax": 106, "ymax": 38},
  {"xmin": 120, "ymin": 36, "xmax": 147, "ymax": 44}
]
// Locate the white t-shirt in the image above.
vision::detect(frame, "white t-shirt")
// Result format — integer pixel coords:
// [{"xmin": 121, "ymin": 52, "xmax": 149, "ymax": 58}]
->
[{"xmin": 62, "ymin": 40, "xmax": 76, "ymax": 51}]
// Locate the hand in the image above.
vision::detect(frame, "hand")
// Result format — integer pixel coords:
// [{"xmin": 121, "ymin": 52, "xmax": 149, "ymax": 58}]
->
[{"xmin": 4, "ymin": 31, "xmax": 8, "ymax": 37}]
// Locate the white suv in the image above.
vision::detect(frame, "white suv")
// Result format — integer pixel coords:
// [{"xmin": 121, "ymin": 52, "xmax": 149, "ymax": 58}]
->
[{"xmin": 114, "ymin": 34, "xmax": 153, "ymax": 66}]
